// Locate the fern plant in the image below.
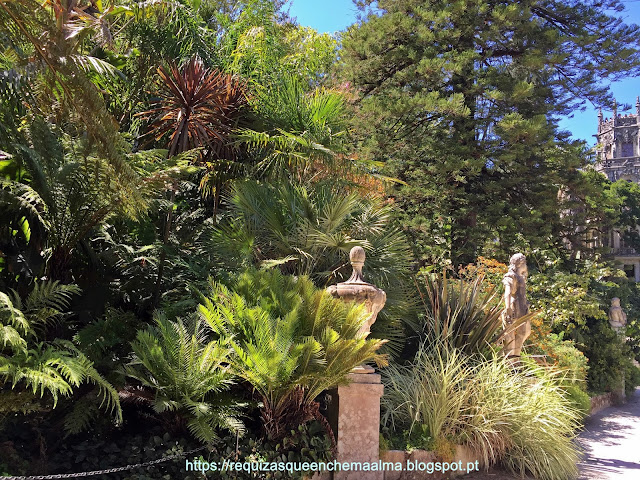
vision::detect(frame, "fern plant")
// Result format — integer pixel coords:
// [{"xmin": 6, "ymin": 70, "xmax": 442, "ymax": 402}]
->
[
  {"xmin": 199, "ymin": 268, "xmax": 388, "ymax": 441},
  {"xmin": 123, "ymin": 314, "xmax": 242, "ymax": 445},
  {"xmin": 0, "ymin": 282, "xmax": 121, "ymax": 431},
  {"xmin": 0, "ymin": 119, "xmax": 131, "ymax": 281},
  {"xmin": 0, "ymin": 118, "xmax": 194, "ymax": 283}
]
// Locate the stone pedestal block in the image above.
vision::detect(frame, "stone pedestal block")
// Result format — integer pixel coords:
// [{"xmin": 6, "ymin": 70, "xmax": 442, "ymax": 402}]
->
[{"xmin": 331, "ymin": 372, "xmax": 384, "ymax": 480}]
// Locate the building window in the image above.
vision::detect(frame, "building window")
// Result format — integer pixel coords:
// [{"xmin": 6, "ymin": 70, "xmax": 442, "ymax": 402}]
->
[
  {"xmin": 621, "ymin": 142, "xmax": 634, "ymax": 157},
  {"xmin": 624, "ymin": 264, "xmax": 635, "ymax": 279}
]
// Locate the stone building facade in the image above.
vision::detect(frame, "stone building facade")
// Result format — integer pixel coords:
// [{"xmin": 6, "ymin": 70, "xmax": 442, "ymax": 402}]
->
[{"xmin": 595, "ymin": 98, "xmax": 640, "ymax": 281}]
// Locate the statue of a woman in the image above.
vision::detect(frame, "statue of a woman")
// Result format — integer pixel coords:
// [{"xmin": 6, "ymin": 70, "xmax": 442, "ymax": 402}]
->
[
  {"xmin": 609, "ymin": 297, "xmax": 627, "ymax": 330},
  {"xmin": 502, "ymin": 253, "xmax": 531, "ymax": 359}
]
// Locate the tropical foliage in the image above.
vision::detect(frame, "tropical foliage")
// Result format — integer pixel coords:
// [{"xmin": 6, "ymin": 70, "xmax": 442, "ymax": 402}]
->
[
  {"xmin": 199, "ymin": 269, "xmax": 387, "ymax": 441},
  {"xmin": 208, "ymin": 180, "xmax": 415, "ymax": 348},
  {"xmin": 1, "ymin": 0, "xmax": 640, "ymax": 477}
]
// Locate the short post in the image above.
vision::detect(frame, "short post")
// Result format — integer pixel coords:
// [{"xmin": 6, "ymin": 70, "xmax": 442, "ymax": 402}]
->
[{"xmin": 326, "ymin": 247, "xmax": 386, "ymax": 480}]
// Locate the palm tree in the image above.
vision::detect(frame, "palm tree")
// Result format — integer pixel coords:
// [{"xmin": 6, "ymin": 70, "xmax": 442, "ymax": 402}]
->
[
  {"xmin": 208, "ymin": 180, "xmax": 415, "ymax": 349},
  {"xmin": 237, "ymin": 75, "xmax": 349, "ymax": 181},
  {"xmin": 198, "ymin": 269, "xmax": 388, "ymax": 442},
  {"xmin": 138, "ymin": 56, "xmax": 247, "ymax": 303}
]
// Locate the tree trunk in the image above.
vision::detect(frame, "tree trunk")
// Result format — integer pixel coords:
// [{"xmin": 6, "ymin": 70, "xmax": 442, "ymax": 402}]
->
[
  {"xmin": 49, "ymin": 246, "xmax": 73, "ymax": 283},
  {"xmin": 152, "ymin": 187, "xmax": 176, "ymax": 306}
]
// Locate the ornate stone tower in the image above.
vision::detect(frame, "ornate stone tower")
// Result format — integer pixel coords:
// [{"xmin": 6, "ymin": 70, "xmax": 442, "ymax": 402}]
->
[
  {"xmin": 595, "ymin": 97, "xmax": 640, "ymax": 182},
  {"xmin": 595, "ymin": 98, "xmax": 640, "ymax": 281}
]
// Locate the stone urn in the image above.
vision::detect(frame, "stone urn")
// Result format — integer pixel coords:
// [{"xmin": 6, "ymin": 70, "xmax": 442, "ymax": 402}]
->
[{"xmin": 326, "ymin": 246, "xmax": 386, "ymax": 373}]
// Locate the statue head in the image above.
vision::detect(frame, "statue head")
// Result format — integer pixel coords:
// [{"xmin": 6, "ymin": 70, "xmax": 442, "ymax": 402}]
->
[
  {"xmin": 509, "ymin": 253, "xmax": 527, "ymax": 276},
  {"xmin": 611, "ymin": 297, "xmax": 621, "ymax": 307}
]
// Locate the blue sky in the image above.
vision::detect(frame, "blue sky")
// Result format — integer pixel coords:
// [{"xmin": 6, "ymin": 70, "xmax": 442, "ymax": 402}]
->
[{"xmin": 287, "ymin": 0, "xmax": 640, "ymax": 145}]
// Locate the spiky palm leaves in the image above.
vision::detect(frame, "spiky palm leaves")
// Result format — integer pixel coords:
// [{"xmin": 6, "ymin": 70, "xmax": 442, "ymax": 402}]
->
[
  {"xmin": 0, "ymin": 282, "xmax": 121, "ymax": 429},
  {"xmin": 416, "ymin": 272, "xmax": 537, "ymax": 356},
  {"xmin": 210, "ymin": 180, "xmax": 411, "ymax": 281},
  {"xmin": 139, "ymin": 56, "xmax": 247, "ymax": 302},
  {"xmin": 140, "ymin": 56, "xmax": 247, "ymax": 160},
  {"xmin": 199, "ymin": 269, "xmax": 387, "ymax": 441},
  {"xmin": 237, "ymin": 75, "xmax": 347, "ymax": 180},
  {"xmin": 123, "ymin": 314, "xmax": 242, "ymax": 445}
]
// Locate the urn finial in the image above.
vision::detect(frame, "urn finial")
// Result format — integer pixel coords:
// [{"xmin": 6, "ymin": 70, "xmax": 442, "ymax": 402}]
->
[
  {"xmin": 326, "ymin": 246, "xmax": 387, "ymax": 373},
  {"xmin": 347, "ymin": 246, "xmax": 367, "ymax": 283},
  {"xmin": 327, "ymin": 246, "xmax": 386, "ymax": 338}
]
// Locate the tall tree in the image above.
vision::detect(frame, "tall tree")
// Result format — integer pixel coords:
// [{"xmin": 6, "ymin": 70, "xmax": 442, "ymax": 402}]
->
[{"xmin": 340, "ymin": 0, "xmax": 640, "ymax": 266}]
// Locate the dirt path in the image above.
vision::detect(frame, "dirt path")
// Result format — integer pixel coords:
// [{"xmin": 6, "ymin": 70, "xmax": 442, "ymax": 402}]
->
[{"xmin": 577, "ymin": 388, "xmax": 640, "ymax": 480}]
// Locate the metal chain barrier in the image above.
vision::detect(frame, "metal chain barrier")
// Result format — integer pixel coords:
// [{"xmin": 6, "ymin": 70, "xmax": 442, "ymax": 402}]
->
[{"xmin": 2, "ymin": 446, "xmax": 207, "ymax": 480}]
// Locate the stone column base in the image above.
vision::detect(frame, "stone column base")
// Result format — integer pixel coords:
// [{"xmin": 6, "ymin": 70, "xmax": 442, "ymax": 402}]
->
[{"xmin": 326, "ymin": 372, "xmax": 384, "ymax": 480}]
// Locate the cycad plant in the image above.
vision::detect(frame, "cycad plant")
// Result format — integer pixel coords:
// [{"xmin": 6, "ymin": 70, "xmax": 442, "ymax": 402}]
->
[
  {"xmin": 123, "ymin": 314, "xmax": 242, "ymax": 445},
  {"xmin": 199, "ymin": 268, "xmax": 388, "ymax": 441},
  {"xmin": 0, "ymin": 282, "xmax": 121, "ymax": 429}
]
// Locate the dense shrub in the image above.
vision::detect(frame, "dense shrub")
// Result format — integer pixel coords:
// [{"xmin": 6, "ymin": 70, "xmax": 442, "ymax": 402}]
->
[
  {"xmin": 580, "ymin": 319, "xmax": 629, "ymax": 394},
  {"xmin": 528, "ymin": 320, "xmax": 589, "ymax": 386},
  {"xmin": 624, "ymin": 359, "xmax": 640, "ymax": 397},
  {"xmin": 563, "ymin": 385, "xmax": 591, "ymax": 420}
]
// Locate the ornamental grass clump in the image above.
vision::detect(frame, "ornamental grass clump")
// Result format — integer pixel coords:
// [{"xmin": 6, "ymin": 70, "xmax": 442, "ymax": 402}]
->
[{"xmin": 382, "ymin": 342, "xmax": 581, "ymax": 480}]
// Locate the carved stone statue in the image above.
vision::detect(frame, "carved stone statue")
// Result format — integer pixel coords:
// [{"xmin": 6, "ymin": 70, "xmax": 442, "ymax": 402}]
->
[
  {"xmin": 326, "ymin": 246, "xmax": 386, "ymax": 339},
  {"xmin": 609, "ymin": 297, "xmax": 627, "ymax": 330},
  {"xmin": 501, "ymin": 253, "xmax": 532, "ymax": 359}
]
